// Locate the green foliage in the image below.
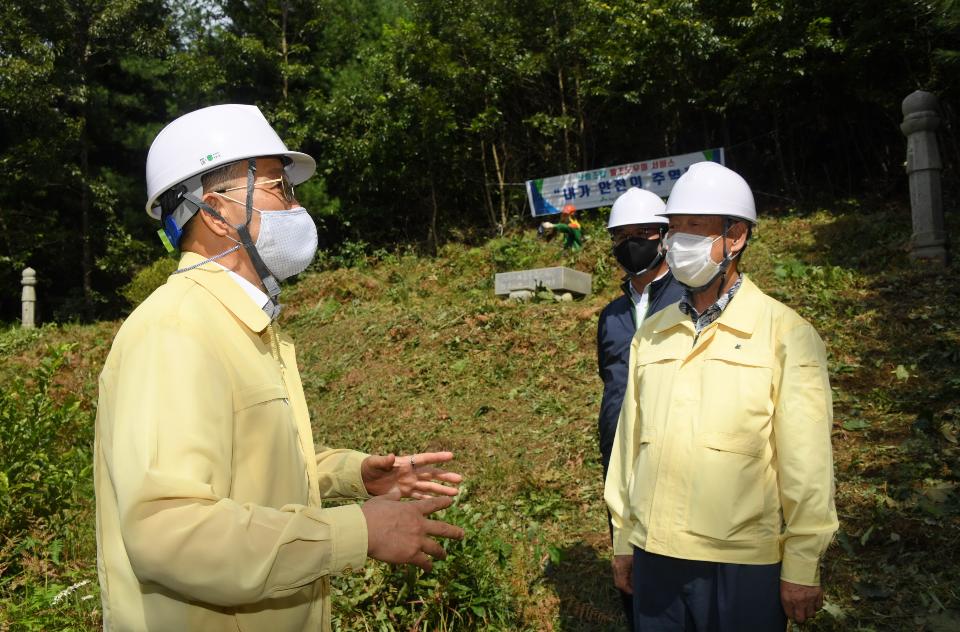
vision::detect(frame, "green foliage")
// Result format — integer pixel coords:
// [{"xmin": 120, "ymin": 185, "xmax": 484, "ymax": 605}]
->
[
  {"xmin": 311, "ymin": 239, "xmax": 374, "ymax": 271},
  {"xmin": 0, "ymin": 325, "xmax": 42, "ymax": 357},
  {"xmin": 0, "ymin": 343, "xmax": 91, "ymax": 570},
  {"xmin": 331, "ymin": 499, "xmax": 518, "ymax": 630},
  {"xmin": 120, "ymin": 256, "xmax": 178, "ymax": 309},
  {"xmin": 769, "ymin": 256, "xmax": 854, "ymax": 317},
  {"xmin": 488, "ymin": 235, "xmax": 542, "ymax": 272},
  {"xmin": 0, "ymin": 0, "xmax": 173, "ymax": 321},
  {"xmin": 1, "ymin": 573, "xmax": 100, "ymax": 631},
  {"xmin": 4, "ymin": 0, "xmax": 960, "ymax": 322}
]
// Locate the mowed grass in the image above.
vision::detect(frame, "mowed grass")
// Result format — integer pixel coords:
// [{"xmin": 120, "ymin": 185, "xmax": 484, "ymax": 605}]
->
[{"xmin": 2, "ymin": 201, "xmax": 959, "ymax": 630}]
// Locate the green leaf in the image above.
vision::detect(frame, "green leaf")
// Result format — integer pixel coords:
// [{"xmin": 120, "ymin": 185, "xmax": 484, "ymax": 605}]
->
[
  {"xmin": 821, "ymin": 601, "xmax": 848, "ymax": 620},
  {"xmin": 842, "ymin": 419, "xmax": 870, "ymax": 431},
  {"xmin": 836, "ymin": 531, "xmax": 857, "ymax": 557}
]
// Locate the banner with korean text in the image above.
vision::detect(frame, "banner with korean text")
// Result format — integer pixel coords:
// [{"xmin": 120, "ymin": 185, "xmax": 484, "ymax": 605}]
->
[{"xmin": 525, "ymin": 148, "xmax": 725, "ymax": 217}]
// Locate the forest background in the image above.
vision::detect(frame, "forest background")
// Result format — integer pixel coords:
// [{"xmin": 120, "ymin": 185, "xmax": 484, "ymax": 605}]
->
[
  {"xmin": 3, "ymin": 1, "xmax": 960, "ymax": 630},
  {"xmin": 1, "ymin": 0, "xmax": 959, "ymax": 322}
]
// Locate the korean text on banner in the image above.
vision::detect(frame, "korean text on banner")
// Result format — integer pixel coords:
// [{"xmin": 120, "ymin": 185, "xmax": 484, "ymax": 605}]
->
[{"xmin": 525, "ymin": 148, "xmax": 725, "ymax": 217}]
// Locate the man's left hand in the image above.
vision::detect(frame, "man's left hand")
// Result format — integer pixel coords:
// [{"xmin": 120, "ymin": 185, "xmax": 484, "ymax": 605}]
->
[
  {"xmin": 780, "ymin": 580, "xmax": 823, "ymax": 623},
  {"xmin": 362, "ymin": 452, "xmax": 464, "ymax": 499}
]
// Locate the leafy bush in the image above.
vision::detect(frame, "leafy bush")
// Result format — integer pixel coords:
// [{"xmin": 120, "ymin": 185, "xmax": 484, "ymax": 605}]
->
[
  {"xmin": 488, "ymin": 234, "xmax": 542, "ymax": 272},
  {"xmin": 0, "ymin": 343, "xmax": 92, "ymax": 572},
  {"xmin": 310, "ymin": 240, "xmax": 373, "ymax": 271},
  {"xmin": 331, "ymin": 499, "xmax": 518, "ymax": 630},
  {"xmin": 121, "ymin": 256, "xmax": 178, "ymax": 308},
  {"xmin": 769, "ymin": 257, "xmax": 856, "ymax": 319},
  {"xmin": 0, "ymin": 574, "xmax": 100, "ymax": 631}
]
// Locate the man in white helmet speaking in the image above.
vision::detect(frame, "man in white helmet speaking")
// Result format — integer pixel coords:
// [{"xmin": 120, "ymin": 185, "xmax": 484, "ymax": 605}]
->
[
  {"xmin": 605, "ymin": 162, "xmax": 838, "ymax": 629},
  {"xmin": 596, "ymin": 187, "xmax": 684, "ymax": 628},
  {"xmin": 94, "ymin": 104, "xmax": 464, "ymax": 631}
]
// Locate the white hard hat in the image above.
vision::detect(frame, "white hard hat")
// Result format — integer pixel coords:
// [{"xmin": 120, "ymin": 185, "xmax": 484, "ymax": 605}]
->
[
  {"xmin": 144, "ymin": 104, "xmax": 315, "ymax": 219},
  {"xmin": 607, "ymin": 187, "xmax": 667, "ymax": 230},
  {"xmin": 660, "ymin": 161, "xmax": 756, "ymax": 224}
]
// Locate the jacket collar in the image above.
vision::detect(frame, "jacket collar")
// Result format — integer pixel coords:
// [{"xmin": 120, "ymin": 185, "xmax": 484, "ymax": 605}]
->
[
  {"xmin": 177, "ymin": 251, "xmax": 272, "ymax": 333},
  {"xmin": 715, "ymin": 275, "xmax": 760, "ymax": 335},
  {"xmin": 619, "ymin": 266, "xmax": 672, "ymax": 299},
  {"xmin": 648, "ymin": 274, "xmax": 760, "ymax": 336}
]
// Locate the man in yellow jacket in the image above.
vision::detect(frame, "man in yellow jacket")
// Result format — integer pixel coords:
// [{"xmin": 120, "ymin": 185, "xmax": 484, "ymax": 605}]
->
[
  {"xmin": 604, "ymin": 162, "xmax": 838, "ymax": 630},
  {"xmin": 95, "ymin": 105, "xmax": 464, "ymax": 631}
]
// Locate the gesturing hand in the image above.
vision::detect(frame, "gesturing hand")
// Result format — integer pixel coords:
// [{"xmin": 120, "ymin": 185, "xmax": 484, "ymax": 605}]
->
[
  {"xmin": 361, "ymin": 451, "xmax": 463, "ymax": 499},
  {"xmin": 781, "ymin": 580, "xmax": 824, "ymax": 623},
  {"xmin": 361, "ymin": 492, "xmax": 465, "ymax": 571}
]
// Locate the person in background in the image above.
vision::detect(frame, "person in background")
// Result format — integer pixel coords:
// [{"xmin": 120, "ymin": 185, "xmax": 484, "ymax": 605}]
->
[
  {"xmin": 596, "ymin": 187, "xmax": 684, "ymax": 629},
  {"xmin": 95, "ymin": 104, "xmax": 465, "ymax": 632},
  {"xmin": 540, "ymin": 203, "xmax": 584, "ymax": 250},
  {"xmin": 605, "ymin": 162, "xmax": 838, "ymax": 630}
]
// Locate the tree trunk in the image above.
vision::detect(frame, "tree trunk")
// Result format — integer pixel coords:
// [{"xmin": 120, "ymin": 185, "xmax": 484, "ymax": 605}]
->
[
  {"xmin": 281, "ymin": 1, "xmax": 289, "ymax": 101},
  {"xmin": 75, "ymin": 6, "xmax": 93, "ymax": 320},
  {"xmin": 491, "ymin": 142, "xmax": 508, "ymax": 228},
  {"xmin": 428, "ymin": 178, "xmax": 439, "ymax": 256},
  {"xmin": 558, "ymin": 67, "xmax": 571, "ymax": 169},
  {"xmin": 480, "ymin": 139, "xmax": 497, "ymax": 229},
  {"xmin": 721, "ymin": 114, "xmax": 733, "ymax": 169},
  {"xmin": 773, "ymin": 113, "xmax": 790, "ymax": 197},
  {"xmin": 574, "ymin": 70, "xmax": 586, "ymax": 169},
  {"xmin": 80, "ymin": 133, "xmax": 93, "ymax": 320}
]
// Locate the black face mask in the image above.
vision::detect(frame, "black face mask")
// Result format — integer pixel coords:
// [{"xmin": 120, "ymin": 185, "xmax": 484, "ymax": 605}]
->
[{"xmin": 614, "ymin": 237, "xmax": 662, "ymax": 276}]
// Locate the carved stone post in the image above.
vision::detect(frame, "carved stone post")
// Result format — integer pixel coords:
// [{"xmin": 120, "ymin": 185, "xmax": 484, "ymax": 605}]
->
[
  {"xmin": 21, "ymin": 267, "xmax": 36, "ymax": 328},
  {"xmin": 901, "ymin": 90, "xmax": 949, "ymax": 264}
]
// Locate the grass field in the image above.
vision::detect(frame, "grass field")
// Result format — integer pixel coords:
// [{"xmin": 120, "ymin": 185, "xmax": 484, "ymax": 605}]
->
[{"xmin": 1, "ymin": 202, "xmax": 959, "ymax": 630}]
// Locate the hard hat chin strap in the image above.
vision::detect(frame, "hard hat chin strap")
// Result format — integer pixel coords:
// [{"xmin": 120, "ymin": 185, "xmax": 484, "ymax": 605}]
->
[
  {"xmin": 177, "ymin": 158, "xmax": 282, "ymax": 310},
  {"xmin": 627, "ymin": 251, "xmax": 665, "ymax": 280}
]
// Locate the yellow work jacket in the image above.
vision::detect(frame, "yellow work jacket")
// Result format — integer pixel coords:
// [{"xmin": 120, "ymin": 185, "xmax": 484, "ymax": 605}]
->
[
  {"xmin": 95, "ymin": 252, "xmax": 369, "ymax": 631},
  {"xmin": 604, "ymin": 275, "xmax": 838, "ymax": 586}
]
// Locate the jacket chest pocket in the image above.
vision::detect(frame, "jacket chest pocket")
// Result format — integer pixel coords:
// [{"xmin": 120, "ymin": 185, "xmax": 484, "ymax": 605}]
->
[
  {"xmin": 233, "ymin": 384, "xmax": 307, "ymax": 505},
  {"xmin": 699, "ymin": 345, "xmax": 775, "ymax": 434},
  {"xmin": 688, "ymin": 431, "xmax": 767, "ymax": 541}
]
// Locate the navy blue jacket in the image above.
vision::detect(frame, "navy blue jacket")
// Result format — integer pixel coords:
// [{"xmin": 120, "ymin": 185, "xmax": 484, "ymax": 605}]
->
[{"xmin": 596, "ymin": 272, "xmax": 684, "ymax": 476}]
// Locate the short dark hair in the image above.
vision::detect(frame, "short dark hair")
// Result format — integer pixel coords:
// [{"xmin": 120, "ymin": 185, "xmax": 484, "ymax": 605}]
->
[{"xmin": 201, "ymin": 161, "xmax": 248, "ymax": 193}]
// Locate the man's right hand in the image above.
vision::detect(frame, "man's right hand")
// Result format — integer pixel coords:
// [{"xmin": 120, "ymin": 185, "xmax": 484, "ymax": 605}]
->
[
  {"xmin": 361, "ymin": 491, "xmax": 465, "ymax": 571},
  {"xmin": 612, "ymin": 554, "xmax": 633, "ymax": 594}
]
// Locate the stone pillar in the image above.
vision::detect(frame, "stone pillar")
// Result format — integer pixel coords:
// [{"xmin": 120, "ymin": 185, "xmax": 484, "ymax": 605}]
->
[
  {"xmin": 21, "ymin": 267, "xmax": 36, "ymax": 328},
  {"xmin": 901, "ymin": 90, "xmax": 949, "ymax": 264}
]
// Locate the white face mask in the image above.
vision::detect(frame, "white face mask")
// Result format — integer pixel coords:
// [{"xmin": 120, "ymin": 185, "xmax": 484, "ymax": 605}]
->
[
  {"xmin": 663, "ymin": 231, "xmax": 722, "ymax": 288},
  {"xmin": 253, "ymin": 206, "xmax": 318, "ymax": 281}
]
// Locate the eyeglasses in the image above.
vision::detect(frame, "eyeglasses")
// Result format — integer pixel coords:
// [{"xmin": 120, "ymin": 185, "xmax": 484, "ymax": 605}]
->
[
  {"xmin": 611, "ymin": 226, "xmax": 662, "ymax": 242},
  {"xmin": 216, "ymin": 175, "xmax": 296, "ymax": 204}
]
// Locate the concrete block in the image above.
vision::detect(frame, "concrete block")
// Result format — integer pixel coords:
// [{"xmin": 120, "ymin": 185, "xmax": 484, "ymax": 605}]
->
[{"xmin": 494, "ymin": 266, "xmax": 592, "ymax": 297}]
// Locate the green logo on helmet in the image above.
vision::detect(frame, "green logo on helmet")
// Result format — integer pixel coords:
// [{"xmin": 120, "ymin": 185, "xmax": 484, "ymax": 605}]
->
[{"xmin": 199, "ymin": 151, "xmax": 222, "ymax": 167}]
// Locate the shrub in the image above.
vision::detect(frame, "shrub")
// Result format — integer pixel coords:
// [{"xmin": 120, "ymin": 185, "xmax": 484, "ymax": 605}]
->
[
  {"xmin": 0, "ymin": 343, "xmax": 92, "ymax": 573},
  {"xmin": 488, "ymin": 234, "xmax": 542, "ymax": 272},
  {"xmin": 331, "ymin": 500, "xmax": 518, "ymax": 630},
  {"xmin": 121, "ymin": 256, "xmax": 178, "ymax": 308}
]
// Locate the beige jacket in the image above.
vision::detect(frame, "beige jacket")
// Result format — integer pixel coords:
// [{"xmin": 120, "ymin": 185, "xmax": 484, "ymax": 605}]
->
[
  {"xmin": 605, "ymin": 276, "xmax": 838, "ymax": 585},
  {"xmin": 95, "ymin": 252, "xmax": 368, "ymax": 631}
]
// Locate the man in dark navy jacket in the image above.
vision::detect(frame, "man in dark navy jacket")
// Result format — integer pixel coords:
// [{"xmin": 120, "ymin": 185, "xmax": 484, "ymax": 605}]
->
[{"xmin": 596, "ymin": 187, "xmax": 684, "ymax": 629}]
